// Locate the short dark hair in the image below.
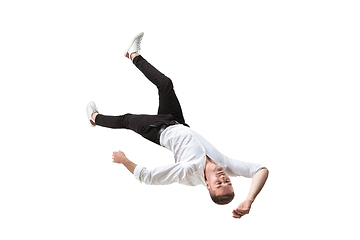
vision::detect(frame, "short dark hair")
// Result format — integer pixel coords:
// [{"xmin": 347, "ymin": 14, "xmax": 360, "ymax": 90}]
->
[{"xmin": 210, "ymin": 191, "xmax": 235, "ymax": 205}]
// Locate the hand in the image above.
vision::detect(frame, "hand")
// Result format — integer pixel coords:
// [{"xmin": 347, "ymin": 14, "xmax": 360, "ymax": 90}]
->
[
  {"xmin": 232, "ymin": 199, "xmax": 253, "ymax": 219},
  {"xmin": 112, "ymin": 150, "xmax": 128, "ymax": 164}
]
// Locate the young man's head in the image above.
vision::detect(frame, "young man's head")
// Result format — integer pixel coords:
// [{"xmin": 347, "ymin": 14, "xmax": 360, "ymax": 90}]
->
[{"xmin": 206, "ymin": 166, "xmax": 235, "ymax": 205}]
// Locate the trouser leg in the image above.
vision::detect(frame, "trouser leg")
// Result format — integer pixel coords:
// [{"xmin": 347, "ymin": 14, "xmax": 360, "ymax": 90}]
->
[
  {"xmin": 94, "ymin": 55, "xmax": 189, "ymax": 145},
  {"xmin": 95, "ymin": 113, "xmax": 174, "ymax": 145},
  {"xmin": 132, "ymin": 55, "xmax": 188, "ymax": 126}
]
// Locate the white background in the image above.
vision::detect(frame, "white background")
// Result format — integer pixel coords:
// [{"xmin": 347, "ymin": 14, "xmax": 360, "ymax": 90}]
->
[{"xmin": 1, "ymin": 0, "xmax": 359, "ymax": 239}]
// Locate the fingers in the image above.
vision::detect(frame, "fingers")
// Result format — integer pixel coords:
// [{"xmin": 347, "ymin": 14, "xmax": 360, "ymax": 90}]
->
[
  {"xmin": 232, "ymin": 213, "xmax": 242, "ymax": 219},
  {"xmin": 236, "ymin": 208, "xmax": 250, "ymax": 215},
  {"xmin": 232, "ymin": 209, "xmax": 250, "ymax": 219},
  {"xmin": 112, "ymin": 150, "xmax": 124, "ymax": 164},
  {"xmin": 232, "ymin": 212, "xmax": 245, "ymax": 219},
  {"xmin": 112, "ymin": 150, "xmax": 122, "ymax": 154}
]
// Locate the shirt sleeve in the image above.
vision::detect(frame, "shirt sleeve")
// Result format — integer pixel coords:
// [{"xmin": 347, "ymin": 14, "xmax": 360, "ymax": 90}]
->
[
  {"xmin": 133, "ymin": 162, "xmax": 192, "ymax": 185},
  {"xmin": 224, "ymin": 158, "xmax": 266, "ymax": 178},
  {"xmin": 188, "ymin": 128, "xmax": 266, "ymax": 178}
]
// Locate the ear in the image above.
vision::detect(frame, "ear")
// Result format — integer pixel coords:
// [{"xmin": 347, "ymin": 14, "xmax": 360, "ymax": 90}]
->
[{"xmin": 206, "ymin": 181, "xmax": 210, "ymax": 190}]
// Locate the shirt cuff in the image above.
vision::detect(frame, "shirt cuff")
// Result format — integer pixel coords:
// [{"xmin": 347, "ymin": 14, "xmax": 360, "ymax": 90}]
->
[{"xmin": 134, "ymin": 165, "xmax": 144, "ymax": 183}]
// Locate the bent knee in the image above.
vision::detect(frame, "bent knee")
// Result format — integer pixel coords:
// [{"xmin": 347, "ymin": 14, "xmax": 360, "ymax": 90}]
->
[{"xmin": 156, "ymin": 76, "xmax": 174, "ymax": 91}]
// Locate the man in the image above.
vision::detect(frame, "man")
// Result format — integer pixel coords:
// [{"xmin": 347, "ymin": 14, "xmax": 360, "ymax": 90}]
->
[{"xmin": 86, "ymin": 32, "xmax": 269, "ymax": 219}]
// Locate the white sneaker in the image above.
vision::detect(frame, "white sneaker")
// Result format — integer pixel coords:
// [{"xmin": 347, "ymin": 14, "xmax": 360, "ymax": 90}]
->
[
  {"xmin": 86, "ymin": 101, "xmax": 98, "ymax": 127},
  {"xmin": 124, "ymin": 32, "xmax": 144, "ymax": 60}
]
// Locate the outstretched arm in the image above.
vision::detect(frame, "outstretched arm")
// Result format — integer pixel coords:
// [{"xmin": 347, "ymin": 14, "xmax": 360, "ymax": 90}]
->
[
  {"xmin": 232, "ymin": 168, "xmax": 269, "ymax": 219},
  {"xmin": 112, "ymin": 150, "xmax": 190, "ymax": 185},
  {"xmin": 112, "ymin": 150, "xmax": 137, "ymax": 174}
]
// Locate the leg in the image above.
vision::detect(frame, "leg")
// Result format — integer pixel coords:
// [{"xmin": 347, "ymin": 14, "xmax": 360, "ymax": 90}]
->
[
  {"xmin": 132, "ymin": 55, "xmax": 188, "ymax": 126},
  {"xmin": 94, "ymin": 113, "xmax": 176, "ymax": 145}
]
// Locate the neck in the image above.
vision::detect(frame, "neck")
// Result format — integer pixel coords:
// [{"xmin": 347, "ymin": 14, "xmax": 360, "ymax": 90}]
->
[{"xmin": 204, "ymin": 156, "xmax": 217, "ymax": 182}]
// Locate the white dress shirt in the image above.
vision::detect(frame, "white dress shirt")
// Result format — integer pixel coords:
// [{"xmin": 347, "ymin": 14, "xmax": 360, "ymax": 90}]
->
[{"xmin": 134, "ymin": 125, "xmax": 266, "ymax": 186}]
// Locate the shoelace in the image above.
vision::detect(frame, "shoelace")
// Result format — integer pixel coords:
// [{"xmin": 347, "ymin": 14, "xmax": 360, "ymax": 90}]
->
[{"xmin": 136, "ymin": 37, "xmax": 142, "ymax": 51}]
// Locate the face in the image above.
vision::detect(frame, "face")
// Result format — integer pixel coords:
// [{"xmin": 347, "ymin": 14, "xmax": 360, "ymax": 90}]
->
[{"xmin": 206, "ymin": 166, "xmax": 233, "ymax": 196}]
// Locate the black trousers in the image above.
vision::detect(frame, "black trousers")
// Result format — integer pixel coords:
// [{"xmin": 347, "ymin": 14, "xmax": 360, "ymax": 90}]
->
[{"xmin": 95, "ymin": 55, "xmax": 189, "ymax": 145}]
